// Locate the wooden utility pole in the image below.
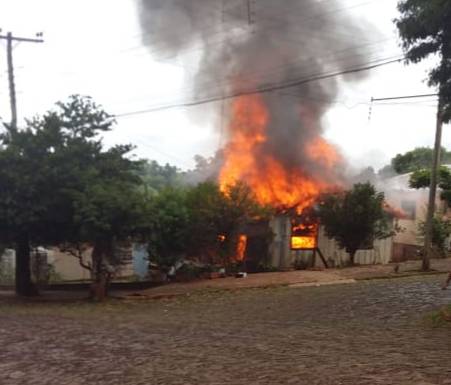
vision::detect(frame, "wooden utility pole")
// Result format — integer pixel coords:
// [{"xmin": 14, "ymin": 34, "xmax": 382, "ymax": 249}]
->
[
  {"xmin": 0, "ymin": 30, "xmax": 44, "ymax": 130},
  {"xmin": 246, "ymin": 0, "xmax": 254, "ymax": 25},
  {"xmin": 0, "ymin": 30, "xmax": 43, "ymax": 296},
  {"xmin": 423, "ymin": 99, "xmax": 444, "ymax": 271}
]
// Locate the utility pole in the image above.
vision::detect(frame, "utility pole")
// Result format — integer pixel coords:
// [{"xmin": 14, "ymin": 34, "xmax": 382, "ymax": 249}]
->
[
  {"xmin": 246, "ymin": 0, "xmax": 255, "ymax": 26},
  {"xmin": 371, "ymin": 92, "xmax": 442, "ymax": 271},
  {"xmin": 0, "ymin": 30, "xmax": 44, "ymax": 131},
  {"xmin": 423, "ymin": 99, "xmax": 444, "ymax": 271},
  {"xmin": 246, "ymin": 0, "xmax": 253, "ymax": 25},
  {"xmin": 6, "ymin": 32, "xmax": 17, "ymax": 130}
]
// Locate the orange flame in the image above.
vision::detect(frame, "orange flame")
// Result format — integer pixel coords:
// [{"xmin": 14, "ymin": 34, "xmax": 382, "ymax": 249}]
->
[
  {"xmin": 305, "ymin": 137, "xmax": 340, "ymax": 169},
  {"xmin": 291, "ymin": 236, "xmax": 317, "ymax": 249},
  {"xmin": 236, "ymin": 234, "xmax": 247, "ymax": 261},
  {"xmin": 219, "ymin": 95, "xmax": 340, "ymax": 213}
]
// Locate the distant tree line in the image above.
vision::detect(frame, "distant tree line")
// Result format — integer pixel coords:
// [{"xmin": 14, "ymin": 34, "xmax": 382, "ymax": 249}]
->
[{"xmin": 378, "ymin": 147, "xmax": 451, "ymax": 178}]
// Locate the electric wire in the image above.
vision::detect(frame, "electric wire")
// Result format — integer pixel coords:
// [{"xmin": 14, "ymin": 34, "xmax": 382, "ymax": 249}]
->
[{"xmin": 114, "ymin": 56, "xmax": 403, "ymax": 118}]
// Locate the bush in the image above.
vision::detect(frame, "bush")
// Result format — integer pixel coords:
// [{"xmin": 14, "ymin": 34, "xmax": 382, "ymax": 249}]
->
[{"xmin": 418, "ymin": 216, "xmax": 451, "ymax": 257}]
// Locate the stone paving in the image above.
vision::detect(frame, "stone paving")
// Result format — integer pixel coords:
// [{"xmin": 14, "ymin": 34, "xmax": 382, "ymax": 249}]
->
[{"xmin": 0, "ymin": 275, "xmax": 451, "ymax": 385}]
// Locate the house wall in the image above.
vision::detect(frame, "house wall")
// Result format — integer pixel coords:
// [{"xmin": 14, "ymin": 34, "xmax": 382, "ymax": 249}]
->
[
  {"xmin": 1, "ymin": 245, "xmax": 141, "ymax": 283},
  {"xmin": 269, "ymin": 216, "xmax": 291, "ymax": 269},
  {"xmin": 385, "ymin": 189, "xmax": 429, "ymax": 245},
  {"xmin": 383, "ymin": 187, "xmax": 445, "ymax": 262},
  {"xmin": 269, "ymin": 216, "xmax": 394, "ymax": 269},
  {"xmin": 0, "ymin": 249, "xmax": 16, "ymax": 283},
  {"xmin": 47, "ymin": 247, "xmax": 136, "ymax": 282},
  {"xmin": 132, "ymin": 244, "xmax": 149, "ymax": 279},
  {"xmin": 47, "ymin": 249, "xmax": 92, "ymax": 281},
  {"xmin": 316, "ymin": 226, "xmax": 393, "ymax": 267}
]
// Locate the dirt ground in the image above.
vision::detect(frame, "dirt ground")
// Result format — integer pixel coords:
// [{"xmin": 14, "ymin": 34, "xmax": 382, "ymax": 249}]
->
[{"xmin": 1, "ymin": 274, "xmax": 451, "ymax": 385}]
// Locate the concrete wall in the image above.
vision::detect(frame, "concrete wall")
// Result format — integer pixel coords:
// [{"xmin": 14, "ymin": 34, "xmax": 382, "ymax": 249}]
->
[
  {"xmin": 48, "ymin": 247, "xmax": 137, "ymax": 282},
  {"xmin": 1, "ymin": 245, "xmax": 142, "ymax": 283},
  {"xmin": 47, "ymin": 249, "xmax": 92, "ymax": 281},
  {"xmin": 384, "ymin": 185, "xmax": 449, "ymax": 261},
  {"xmin": 385, "ymin": 189, "xmax": 430, "ymax": 247}
]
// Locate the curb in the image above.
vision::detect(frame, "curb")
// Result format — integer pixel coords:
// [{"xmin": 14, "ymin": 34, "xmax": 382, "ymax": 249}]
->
[
  {"xmin": 289, "ymin": 279, "xmax": 357, "ymax": 288},
  {"xmin": 354, "ymin": 271, "xmax": 448, "ymax": 281}
]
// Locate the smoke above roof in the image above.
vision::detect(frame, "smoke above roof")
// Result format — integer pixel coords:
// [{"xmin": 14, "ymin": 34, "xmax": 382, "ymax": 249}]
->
[{"xmin": 136, "ymin": 0, "xmax": 380, "ymax": 182}]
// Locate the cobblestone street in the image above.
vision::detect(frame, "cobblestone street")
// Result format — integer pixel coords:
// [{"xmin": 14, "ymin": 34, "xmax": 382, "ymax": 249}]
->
[{"xmin": 1, "ymin": 275, "xmax": 451, "ymax": 385}]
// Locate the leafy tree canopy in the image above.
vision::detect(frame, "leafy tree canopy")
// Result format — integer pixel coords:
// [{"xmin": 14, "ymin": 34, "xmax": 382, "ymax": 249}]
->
[
  {"xmin": 137, "ymin": 160, "xmax": 183, "ymax": 193},
  {"xmin": 390, "ymin": 147, "xmax": 451, "ymax": 174},
  {"xmin": 418, "ymin": 215, "xmax": 451, "ymax": 256},
  {"xmin": 318, "ymin": 183, "xmax": 395, "ymax": 265},
  {"xmin": 147, "ymin": 181, "xmax": 271, "ymax": 269},
  {"xmin": 409, "ymin": 165, "xmax": 451, "ymax": 204},
  {"xmin": 146, "ymin": 187, "xmax": 190, "ymax": 268},
  {"xmin": 0, "ymin": 95, "xmax": 147, "ymax": 297},
  {"xmin": 396, "ymin": 0, "xmax": 451, "ymax": 122}
]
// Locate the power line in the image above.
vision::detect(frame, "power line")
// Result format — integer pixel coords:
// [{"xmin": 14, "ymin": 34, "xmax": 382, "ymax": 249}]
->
[
  {"xmin": 108, "ymin": 43, "xmax": 401, "ymax": 111},
  {"xmin": 115, "ymin": 56, "xmax": 403, "ymax": 118},
  {"xmin": 371, "ymin": 93, "xmax": 438, "ymax": 102},
  {"xmin": 368, "ymin": 93, "xmax": 439, "ymax": 121},
  {"xmin": 107, "ymin": 46, "xmax": 400, "ymax": 110}
]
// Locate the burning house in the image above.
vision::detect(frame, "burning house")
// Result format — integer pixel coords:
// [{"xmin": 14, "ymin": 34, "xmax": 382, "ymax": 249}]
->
[
  {"xmin": 137, "ymin": 1, "xmax": 394, "ymax": 268},
  {"xmin": 237, "ymin": 208, "xmax": 393, "ymax": 272},
  {"xmin": 217, "ymin": 94, "xmax": 393, "ymax": 269}
]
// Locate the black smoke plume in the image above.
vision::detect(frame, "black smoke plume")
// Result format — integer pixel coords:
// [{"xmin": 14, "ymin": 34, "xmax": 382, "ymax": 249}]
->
[{"xmin": 136, "ymin": 0, "xmax": 379, "ymax": 180}]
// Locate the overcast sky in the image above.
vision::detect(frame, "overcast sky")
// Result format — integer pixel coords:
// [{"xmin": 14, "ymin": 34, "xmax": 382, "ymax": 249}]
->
[{"xmin": 0, "ymin": 0, "xmax": 445, "ymax": 171}]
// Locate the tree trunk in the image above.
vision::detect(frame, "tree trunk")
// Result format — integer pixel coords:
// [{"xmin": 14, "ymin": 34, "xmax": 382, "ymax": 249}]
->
[
  {"xmin": 423, "ymin": 102, "xmax": 443, "ymax": 271},
  {"xmin": 349, "ymin": 251, "xmax": 356, "ymax": 267},
  {"xmin": 89, "ymin": 239, "xmax": 113, "ymax": 301},
  {"xmin": 15, "ymin": 232, "xmax": 37, "ymax": 296}
]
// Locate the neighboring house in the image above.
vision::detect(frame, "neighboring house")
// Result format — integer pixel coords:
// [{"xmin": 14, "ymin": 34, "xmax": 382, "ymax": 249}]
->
[
  {"xmin": 382, "ymin": 173, "xmax": 447, "ymax": 262},
  {"xmin": 48, "ymin": 244, "xmax": 148, "ymax": 281},
  {"xmin": 0, "ymin": 244, "xmax": 149, "ymax": 284}
]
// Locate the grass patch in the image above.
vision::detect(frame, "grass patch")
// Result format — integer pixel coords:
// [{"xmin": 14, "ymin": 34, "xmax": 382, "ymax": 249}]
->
[{"xmin": 425, "ymin": 305, "xmax": 451, "ymax": 327}]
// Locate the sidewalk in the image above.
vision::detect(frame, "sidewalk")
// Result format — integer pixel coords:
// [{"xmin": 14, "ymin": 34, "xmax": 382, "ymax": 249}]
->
[
  {"xmin": 129, "ymin": 270, "xmax": 352, "ymax": 300},
  {"xmin": 128, "ymin": 258, "xmax": 451, "ymax": 300},
  {"xmin": 336, "ymin": 258, "xmax": 451, "ymax": 280},
  {"xmin": 2, "ymin": 259, "xmax": 449, "ymax": 302}
]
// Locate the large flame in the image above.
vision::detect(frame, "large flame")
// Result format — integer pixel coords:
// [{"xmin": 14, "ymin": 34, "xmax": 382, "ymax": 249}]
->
[
  {"xmin": 291, "ymin": 236, "xmax": 317, "ymax": 250},
  {"xmin": 219, "ymin": 95, "xmax": 340, "ymax": 213}
]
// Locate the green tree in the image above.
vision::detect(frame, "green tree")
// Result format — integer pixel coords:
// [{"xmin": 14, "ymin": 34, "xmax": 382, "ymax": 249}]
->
[
  {"xmin": 378, "ymin": 164, "xmax": 397, "ymax": 179},
  {"xmin": 391, "ymin": 147, "xmax": 451, "ymax": 174},
  {"xmin": 138, "ymin": 160, "xmax": 183, "ymax": 193},
  {"xmin": 409, "ymin": 166, "xmax": 451, "ymax": 205},
  {"xmin": 396, "ymin": 0, "xmax": 451, "ymax": 122},
  {"xmin": 184, "ymin": 182, "xmax": 227, "ymax": 264},
  {"xmin": 318, "ymin": 183, "xmax": 395, "ymax": 266},
  {"xmin": 0, "ymin": 95, "xmax": 147, "ymax": 298},
  {"xmin": 49, "ymin": 96, "xmax": 146, "ymax": 300},
  {"xmin": 187, "ymin": 181, "xmax": 270, "ymax": 267},
  {"xmin": 0, "ymin": 117, "xmax": 66, "ymax": 295},
  {"xmin": 418, "ymin": 216, "xmax": 451, "ymax": 257},
  {"xmin": 146, "ymin": 187, "xmax": 190, "ymax": 269},
  {"xmin": 145, "ymin": 181, "xmax": 269, "ymax": 272}
]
